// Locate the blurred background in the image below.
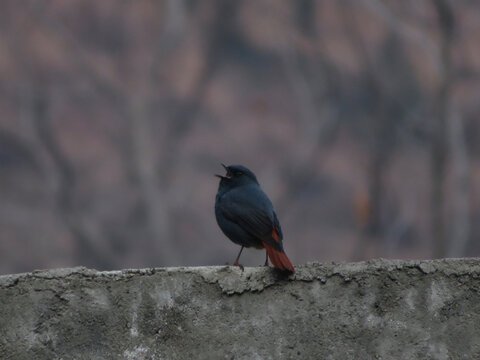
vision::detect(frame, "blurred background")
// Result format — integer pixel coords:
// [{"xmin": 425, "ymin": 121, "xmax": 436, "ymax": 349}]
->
[{"xmin": 0, "ymin": 0, "xmax": 479, "ymax": 274}]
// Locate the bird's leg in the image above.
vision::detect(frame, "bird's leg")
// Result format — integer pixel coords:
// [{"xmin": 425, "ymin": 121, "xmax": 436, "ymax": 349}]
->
[
  {"xmin": 264, "ymin": 250, "xmax": 269, "ymax": 267},
  {"xmin": 233, "ymin": 246, "xmax": 245, "ymax": 271}
]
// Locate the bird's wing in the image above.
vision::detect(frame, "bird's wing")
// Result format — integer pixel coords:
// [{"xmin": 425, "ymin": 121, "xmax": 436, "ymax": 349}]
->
[
  {"xmin": 272, "ymin": 211, "xmax": 283, "ymax": 240},
  {"xmin": 219, "ymin": 186, "xmax": 274, "ymax": 238},
  {"xmin": 219, "ymin": 185, "xmax": 284, "ymax": 251}
]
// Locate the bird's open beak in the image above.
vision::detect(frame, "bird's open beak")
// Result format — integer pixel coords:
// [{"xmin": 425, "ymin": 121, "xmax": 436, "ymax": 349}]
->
[{"xmin": 215, "ymin": 163, "xmax": 231, "ymax": 179}]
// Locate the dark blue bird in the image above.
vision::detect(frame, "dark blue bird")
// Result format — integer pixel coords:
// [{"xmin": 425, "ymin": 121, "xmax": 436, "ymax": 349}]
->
[{"xmin": 215, "ymin": 164, "xmax": 294, "ymax": 273}]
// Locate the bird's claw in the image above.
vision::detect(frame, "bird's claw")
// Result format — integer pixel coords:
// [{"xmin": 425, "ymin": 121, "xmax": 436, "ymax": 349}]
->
[
  {"xmin": 225, "ymin": 262, "xmax": 245, "ymax": 272},
  {"xmin": 233, "ymin": 261, "xmax": 245, "ymax": 272}
]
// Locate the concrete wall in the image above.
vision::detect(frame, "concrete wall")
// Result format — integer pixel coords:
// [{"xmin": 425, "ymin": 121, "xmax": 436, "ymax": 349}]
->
[{"xmin": 1, "ymin": 259, "xmax": 480, "ymax": 359}]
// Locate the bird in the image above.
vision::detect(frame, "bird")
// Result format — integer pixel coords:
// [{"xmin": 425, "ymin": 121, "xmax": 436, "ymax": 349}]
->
[{"xmin": 215, "ymin": 163, "xmax": 294, "ymax": 274}]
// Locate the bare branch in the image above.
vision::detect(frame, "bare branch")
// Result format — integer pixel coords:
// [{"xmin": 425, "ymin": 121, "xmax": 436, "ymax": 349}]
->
[
  {"xmin": 447, "ymin": 110, "xmax": 470, "ymax": 257},
  {"xmin": 29, "ymin": 85, "xmax": 114, "ymax": 268},
  {"xmin": 430, "ymin": 0, "xmax": 455, "ymax": 258},
  {"xmin": 359, "ymin": 0, "xmax": 441, "ymax": 74}
]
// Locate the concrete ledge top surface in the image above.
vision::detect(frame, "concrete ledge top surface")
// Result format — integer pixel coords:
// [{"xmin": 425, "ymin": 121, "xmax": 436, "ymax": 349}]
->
[{"xmin": 2, "ymin": 257, "xmax": 480, "ymax": 295}]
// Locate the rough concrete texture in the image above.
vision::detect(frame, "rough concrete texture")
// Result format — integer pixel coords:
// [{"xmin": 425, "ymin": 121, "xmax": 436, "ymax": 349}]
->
[{"xmin": 1, "ymin": 259, "xmax": 480, "ymax": 360}]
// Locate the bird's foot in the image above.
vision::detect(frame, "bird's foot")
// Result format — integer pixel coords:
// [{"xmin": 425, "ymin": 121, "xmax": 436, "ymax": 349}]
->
[
  {"xmin": 233, "ymin": 261, "xmax": 245, "ymax": 272},
  {"xmin": 263, "ymin": 250, "xmax": 270, "ymax": 267}
]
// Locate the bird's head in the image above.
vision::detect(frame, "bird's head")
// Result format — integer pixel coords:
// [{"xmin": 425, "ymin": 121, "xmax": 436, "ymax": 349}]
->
[{"xmin": 215, "ymin": 163, "xmax": 259, "ymax": 189}]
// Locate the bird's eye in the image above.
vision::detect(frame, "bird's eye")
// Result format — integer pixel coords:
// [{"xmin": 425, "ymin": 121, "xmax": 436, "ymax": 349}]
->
[{"xmin": 234, "ymin": 171, "xmax": 243, "ymax": 176}]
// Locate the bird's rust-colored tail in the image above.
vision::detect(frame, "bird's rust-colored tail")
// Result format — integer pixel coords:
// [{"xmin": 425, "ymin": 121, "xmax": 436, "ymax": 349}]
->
[{"xmin": 263, "ymin": 238, "xmax": 295, "ymax": 274}]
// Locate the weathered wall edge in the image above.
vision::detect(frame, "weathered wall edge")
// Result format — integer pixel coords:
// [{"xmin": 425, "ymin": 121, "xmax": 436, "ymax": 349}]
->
[{"xmin": 2, "ymin": 257, "xmax": 480, "ymax": 295}]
